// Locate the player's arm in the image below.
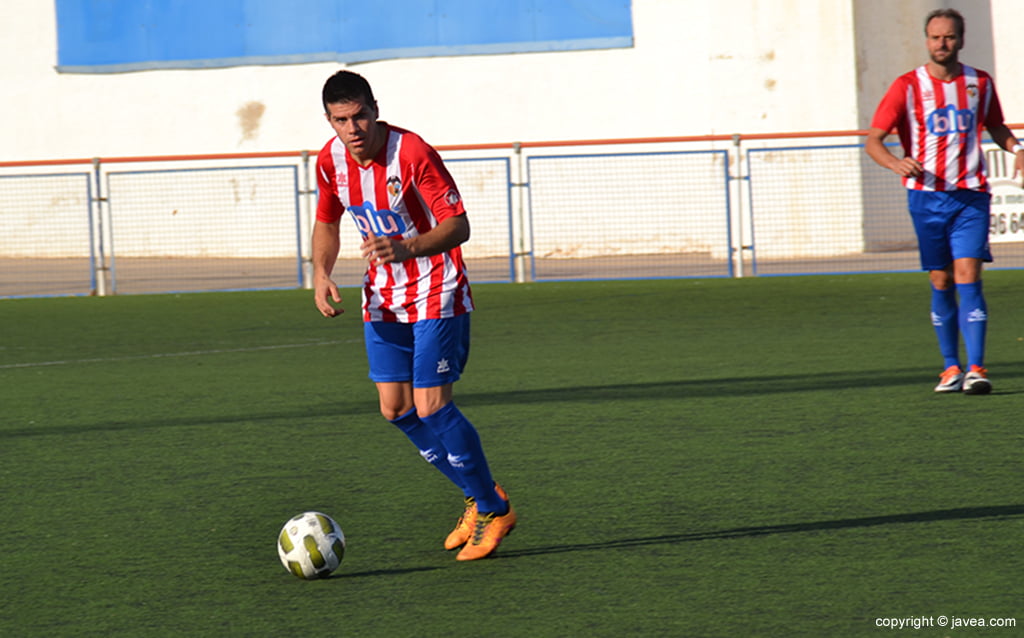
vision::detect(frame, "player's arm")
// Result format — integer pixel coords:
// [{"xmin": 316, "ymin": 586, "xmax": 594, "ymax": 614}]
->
[
  {"xmin": 312, "ymin": 219, "xmax": 344, "ymax": 317},
  {"xmin": 865, "ymin": 77, "xmax": 923, "ymax": 178},
  {"xmin": 362, "ymin": 140, "xmax": 469, "ymax": 266},
  {"xmin": 864, "ymin": 127, "xmax": 923, "ymax": 177},
  {"xmin": 404, "ymin": 213, "xmax": 470, "ymax": 256},
  {"xmin": 362, "ymin": 214, "xmax": 470, "ymax": 265},
  {"xmin": 985, "ymin": 123, "xmax": 1024, "ymax": 183}
]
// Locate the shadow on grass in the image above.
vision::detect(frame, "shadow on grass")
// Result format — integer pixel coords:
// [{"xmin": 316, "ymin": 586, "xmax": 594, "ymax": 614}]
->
[
  {"xmin": 334, "ymin": 565, "xmax": 444, "ymax": 579},
  {"xmin": 458, "ymin": 361, "xmax": 1024, "ymax": 407},
  {"xmin": 328, "ymin": 505, "xmax": 1024, "ymax": 577},
  {"xmin": 497, "ymin": 504, "xmax": 1024, "ymax": 559},
  {"xmin": 5, "ymin": 362, "xmax": 1022, "ymax": 438},
  {"xmin": 0, "ymin": 401, "xmax": 380, "ymax": 439}
]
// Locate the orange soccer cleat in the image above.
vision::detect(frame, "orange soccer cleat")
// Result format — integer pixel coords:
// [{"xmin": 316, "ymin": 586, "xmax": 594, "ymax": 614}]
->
[
  {"xmin": 444, "ymin": 483, "xmax": 509, "ymax": 550},
  {"xmin": 456, "ymin": 504, "xmax": 517, "ymax": 561}
]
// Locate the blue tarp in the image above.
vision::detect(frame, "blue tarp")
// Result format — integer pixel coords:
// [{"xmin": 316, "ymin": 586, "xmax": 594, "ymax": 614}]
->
[{"xmin": 55, "ymin": 0, "xmax": 633, "ymax": 73}]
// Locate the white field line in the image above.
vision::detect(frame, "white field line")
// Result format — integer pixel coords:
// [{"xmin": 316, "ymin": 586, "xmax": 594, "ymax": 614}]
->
[{"xmin": 0, "ymin": 340, "xmax": 357, "ymax": 369}]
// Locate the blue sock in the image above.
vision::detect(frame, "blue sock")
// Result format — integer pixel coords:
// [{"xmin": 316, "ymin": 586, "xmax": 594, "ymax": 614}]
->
[
  {"xmin": 930, "ymin": 286, "xmax": 960, "ymax": 369},
  {"xmin": 420, "ymin": 402, "xmax": 506, "ymax": 514},
  {"xmin": 389, "ymin": 408, "xmax": 468, "ymax": 495},
  {"xmin": 956, "ymin": 281, "xmax": 987, "ymax": 369}
]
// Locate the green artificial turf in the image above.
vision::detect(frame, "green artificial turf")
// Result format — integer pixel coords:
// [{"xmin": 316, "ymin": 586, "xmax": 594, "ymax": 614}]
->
[{"xmin": 1, "ymin": 273, "xmax": 1021, "ymax": 637}]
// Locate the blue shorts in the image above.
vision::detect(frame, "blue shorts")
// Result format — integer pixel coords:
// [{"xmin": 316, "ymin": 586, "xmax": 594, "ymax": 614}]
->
[
  {"xmin": 907, "ymin": 189, "xmax": 992, "ymax": 271},
  {"xmin": 363, "ymin": 314, "xmax": 470, "ymax": 388}
]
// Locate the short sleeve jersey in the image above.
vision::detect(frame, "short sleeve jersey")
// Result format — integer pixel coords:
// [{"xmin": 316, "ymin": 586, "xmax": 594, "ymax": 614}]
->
[
  {"xmin": 316, "ymin": 124, "xmax": 473, "ymax": 323},
  {"xmin": 870, "ymin": 64, "xmax": 1006, "ymax": 192}
]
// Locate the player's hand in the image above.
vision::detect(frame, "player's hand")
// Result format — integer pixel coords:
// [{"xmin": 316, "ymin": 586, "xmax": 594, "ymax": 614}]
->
[
  {"xmin": 314, "ymin": 276, "xmax": 344, "ymax": 318},
  {"xmin": 360, "ymin": 232, "xmax": 411, "ymax": 266},
  {"xmin": 891, "ymin": 157, "xmax": 923, "ymax": 178},
  {"xmin": 1013, "ymin": 149, "xmax": 1024, "ymax": 187}
]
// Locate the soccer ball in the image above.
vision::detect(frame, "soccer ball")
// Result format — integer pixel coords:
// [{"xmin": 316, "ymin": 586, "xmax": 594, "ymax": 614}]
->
[{"xmin": 277, "ymin": 511, "xmax": 346, "ymax": 579}]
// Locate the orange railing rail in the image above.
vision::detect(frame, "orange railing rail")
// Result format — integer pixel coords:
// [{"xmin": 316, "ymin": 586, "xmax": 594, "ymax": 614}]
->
[{"xmin": 2, "ymin": 124, "xmax": 1020, "ymax": 168}]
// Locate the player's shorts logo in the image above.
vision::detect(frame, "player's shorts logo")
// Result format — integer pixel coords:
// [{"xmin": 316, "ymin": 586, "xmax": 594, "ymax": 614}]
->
[
  {"xmin": 927, "ymin": 105, "xmax": 974, "ymax": 136},
  {"xmin": 348, "ymin": 201, "xmax": 408, "ymax": 238}
]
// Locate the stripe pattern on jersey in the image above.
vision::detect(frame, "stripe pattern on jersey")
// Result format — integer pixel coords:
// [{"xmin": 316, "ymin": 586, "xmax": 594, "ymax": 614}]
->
[
  {"xmin": 898, "ymin": 65, "xmax": 995, "ymax": 192},
  {"xmin": 319, "ymin": 128, "xmax": 473, "ymax": 323}
]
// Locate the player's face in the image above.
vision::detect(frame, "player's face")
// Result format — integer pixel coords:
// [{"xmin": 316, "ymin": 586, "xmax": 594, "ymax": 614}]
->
[
  {"xmin": 925, "ymin": 17, "xmax": 962, "ymax": 66},
  {"xmin": 325, "ymin": 99, "xmax": 383, "ymax": 165}
]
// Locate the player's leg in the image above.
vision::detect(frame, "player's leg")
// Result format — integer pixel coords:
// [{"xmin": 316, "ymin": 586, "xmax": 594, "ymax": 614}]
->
[
  {"xmin": 953, "ymin": 257, "xmax": 986, "ymax": 372},
  {"xmin": 411, "ymin": 315, "xmax": 515, "ymax": 558},
  {"xmin": 909, "ymin": 191, "xmax": 962, "ymax": 391},
  {"xmin": 365, "ymin": 322, "xmax": 468, "ymax": 490},
  {"xmin": 416, "ymin": 387, "xmax": 505, "ymax": 512},
  {"xmin": 411, "ymin": 315, "xmax": 505, "ymax": 513},
  {"xmin": 416, "ymin": 384, "xmax": 513, "ymax": 552},
  {"xmin": 928, "ymin": 267, "xmax": 962, "ymax": 387},
  {"xmin": 949, "ymin": 190, "xmax": 993, "ymax": 394},
  {"xmin": 418, "ymin": 386, "xmax": 516, "ymax": 561}
]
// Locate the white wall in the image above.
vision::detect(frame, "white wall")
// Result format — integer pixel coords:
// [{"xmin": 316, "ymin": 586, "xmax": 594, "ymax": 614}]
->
[{"xmin": 3, "ymin": 1, "xmax": 1019, "ymax": 163}]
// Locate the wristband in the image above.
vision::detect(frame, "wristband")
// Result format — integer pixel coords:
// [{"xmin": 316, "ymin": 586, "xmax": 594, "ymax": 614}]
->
[{"xmin": 1013, "ymin": 143, "xmax": 1024, "ymax": 154}]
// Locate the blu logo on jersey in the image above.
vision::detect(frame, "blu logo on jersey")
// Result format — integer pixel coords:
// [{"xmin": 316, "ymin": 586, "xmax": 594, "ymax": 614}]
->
[
  {"xmin": 348, "ymin": 201, "xmax": 407, "ymax": 238},
  {"xmin": 927, "ymin": 105, "xmax": 974, "ymax": 136}
]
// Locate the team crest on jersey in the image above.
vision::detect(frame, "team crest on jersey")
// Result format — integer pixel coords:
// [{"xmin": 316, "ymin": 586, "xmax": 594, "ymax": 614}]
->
[
  {"xmin": 966, "ymin": 83, "xmax": 978, "ymax": 98},
  {"xmin": 387, "ymin": 176, "xmax": 402, "ymax": 197},
  {"xmin": 348, "ymin": 200, "xmax": 408, "ymax": 238}
]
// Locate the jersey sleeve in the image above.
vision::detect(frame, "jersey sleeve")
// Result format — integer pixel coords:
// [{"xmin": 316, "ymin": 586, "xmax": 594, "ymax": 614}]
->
[
  {"xmin": 870, "ymin": 75, "xmax": 910, "ymax": 132},
  {"xmin": 407, "ymin": 136, "xmax": 466, "ymax": 223},
  {"xmin": 315, "ymin": 142, "xmax": 345, "ymax": 224},
  {"xmin": 981, "ymin": 73, "xmax": 1006, "ymax": 129}
]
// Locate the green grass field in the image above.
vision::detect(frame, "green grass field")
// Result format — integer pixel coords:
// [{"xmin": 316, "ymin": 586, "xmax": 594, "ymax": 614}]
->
[{"xmin": 2, "ymin": 273, "xmax": 1022, "ymax": 637}]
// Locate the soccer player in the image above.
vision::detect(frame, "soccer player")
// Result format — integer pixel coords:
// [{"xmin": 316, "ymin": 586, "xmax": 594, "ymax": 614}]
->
[
  {"xmin": 865, "ymin": 8, "xmax": 1024, "ymax": 394},
  {"xmin": 311, "ymin": 70, "xmax": 515, "ymax": 560}
]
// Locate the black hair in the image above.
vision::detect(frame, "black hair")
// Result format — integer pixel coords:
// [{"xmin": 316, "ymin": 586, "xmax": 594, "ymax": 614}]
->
[{"xmin": 321, "ymin": 70, "xmax": 376, "ymax": 112}]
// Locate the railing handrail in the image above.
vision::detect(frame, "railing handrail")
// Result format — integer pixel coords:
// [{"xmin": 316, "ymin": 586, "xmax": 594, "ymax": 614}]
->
[{"xmin": 1, "ymin": 123, "xmax": 1021, "ymax": 169}]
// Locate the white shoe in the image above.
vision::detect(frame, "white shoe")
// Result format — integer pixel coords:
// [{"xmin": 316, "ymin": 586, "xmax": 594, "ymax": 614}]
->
[
  {"xmin": 962, "ymin": 366, "xmax": 992, "ymax": 395},
  {"xmin": 934, "ymin": 366, "xmax": 963, "ymax": 393}
]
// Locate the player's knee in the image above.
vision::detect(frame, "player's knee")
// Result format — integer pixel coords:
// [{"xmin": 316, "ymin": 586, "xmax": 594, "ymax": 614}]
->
[
  {"xmin": 930, "ymin": 269, "xmax": 954, "ymax": 290},
  {"xmin": 379, "ymin": 401, "xmax": 413, "ymax": 422},
  {"xmin": 414, "ymin": 399, "xmax": 446, "ymax": 419},
  {"xmin": 414, "ymin": 385, "xmax": 454, "ymax": 418},
  {"xmin": 953, "ymin": 262, "xmax": 982, "ymax": 284}
]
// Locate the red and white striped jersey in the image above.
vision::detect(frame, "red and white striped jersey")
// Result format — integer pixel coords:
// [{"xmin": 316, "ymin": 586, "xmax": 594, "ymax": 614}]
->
[
  {"xmin": 316, "ymin": 124, "xmax": 473, "ymax": 323},
  {"xmin": 871, "ymin": 64, "xmax": 1006, "ymax": 192}
]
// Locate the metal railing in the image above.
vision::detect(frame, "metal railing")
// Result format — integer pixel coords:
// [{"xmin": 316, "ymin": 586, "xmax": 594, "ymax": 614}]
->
[{"xmin": 1, "ymin": 126, "xmax": 1022, "ymax": 298}]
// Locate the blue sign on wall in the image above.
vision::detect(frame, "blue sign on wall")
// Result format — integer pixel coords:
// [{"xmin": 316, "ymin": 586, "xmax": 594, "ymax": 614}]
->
[{"xmin": 55, "ymin": 0, "xmax": 633, "ymax": 73}]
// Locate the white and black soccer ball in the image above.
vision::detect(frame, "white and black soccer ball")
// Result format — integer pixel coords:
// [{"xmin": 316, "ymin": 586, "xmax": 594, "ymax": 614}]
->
[{"xmin": 277, "ymin": 511, "xmax": 346, "ymax": 579}]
